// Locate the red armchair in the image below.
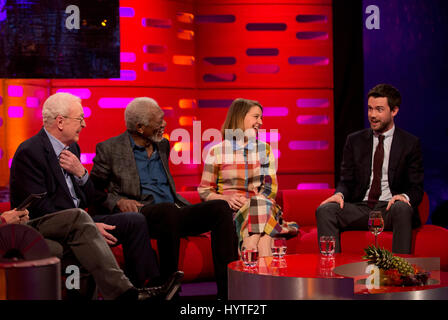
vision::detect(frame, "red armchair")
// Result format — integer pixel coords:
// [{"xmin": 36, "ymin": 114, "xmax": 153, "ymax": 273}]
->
[{"xmin": 281, "ymin": 189, "xmax": 448, "ymax": 271}]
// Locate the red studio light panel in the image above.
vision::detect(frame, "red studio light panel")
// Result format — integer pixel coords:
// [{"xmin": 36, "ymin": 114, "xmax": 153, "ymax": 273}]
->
[{"xmin": 0, "ymin": 0, "xmax": 333, "ymax": 191}]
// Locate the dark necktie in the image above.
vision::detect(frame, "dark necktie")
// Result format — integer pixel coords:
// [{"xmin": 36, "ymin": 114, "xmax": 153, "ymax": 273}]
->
[{"xmin": 367, "ymin": 134, "xmax": 385, "ymax": 208}]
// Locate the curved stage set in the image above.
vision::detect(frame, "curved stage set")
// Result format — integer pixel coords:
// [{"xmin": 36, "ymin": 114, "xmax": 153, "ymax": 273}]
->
[{"xmin": 0, "ymin": 0, "xmax": 447, "ymax": 304}]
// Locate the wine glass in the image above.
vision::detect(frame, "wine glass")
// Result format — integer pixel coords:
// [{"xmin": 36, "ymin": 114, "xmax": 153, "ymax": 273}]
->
[{"xmin": 368, "ymin": 210, "xmax": 384, "ymax": 247}]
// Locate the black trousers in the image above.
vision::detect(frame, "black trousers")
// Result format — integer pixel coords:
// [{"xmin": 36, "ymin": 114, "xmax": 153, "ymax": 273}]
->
[
  {"xmin": 315, "ymin": 200, "xmax": 415, "ymax": 254},
  {"xmin": 141, "ymin": 200, "xmax": 239, "ymax": 299},
  {"xmin": 92, "ymin": 212, "xmax": 160, "ymax": 287}
]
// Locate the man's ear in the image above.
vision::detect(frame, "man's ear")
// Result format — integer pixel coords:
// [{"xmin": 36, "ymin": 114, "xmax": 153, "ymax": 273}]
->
[
  {"xmin": 136, "ymin": 123, "xmax": 144, "ymax": 134},
  {"xmin": 55, "ymin": 115, "xmax": 64, "ymax": 130}
]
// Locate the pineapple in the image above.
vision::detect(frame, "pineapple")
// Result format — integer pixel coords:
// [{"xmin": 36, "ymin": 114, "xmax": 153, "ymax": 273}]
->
[
  {"xmin": 391, "ymin": 256, "xmax": 415, "ymax": 276},
  {"xmin": 363, "ymin": 245, "xmax": 415, "ymax": 276}
]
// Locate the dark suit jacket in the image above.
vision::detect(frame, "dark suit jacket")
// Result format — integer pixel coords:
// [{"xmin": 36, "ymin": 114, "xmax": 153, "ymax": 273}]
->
[
  {"xmin": 336, "ymin": 127, "xmax": 424, "ymax": 225},
  {"xmin": 9, "ymin": 128, "xmax": 101, "ymax": 219},
  {"xmin": 89, "ymin": 131, "xmax": 190, "ymax": 215}
]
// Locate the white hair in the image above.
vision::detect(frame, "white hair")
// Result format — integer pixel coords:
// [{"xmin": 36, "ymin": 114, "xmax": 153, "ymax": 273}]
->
[
  {"xmin": 42, "ymin": 92, "xmax": 81, "ymax": 126},
  {"xmin": 125, "ymin": 97, "xmax": 160, "ymax": 132}
]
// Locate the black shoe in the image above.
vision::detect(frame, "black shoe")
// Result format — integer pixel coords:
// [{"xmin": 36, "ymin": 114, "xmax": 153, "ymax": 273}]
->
[
  {"xmin": 161, "ymin": 271, "xmax": 184, "ymax": 300},
  {"xmin": 137, "ymin": 286, "xmax": 164, "ymax": 301}
]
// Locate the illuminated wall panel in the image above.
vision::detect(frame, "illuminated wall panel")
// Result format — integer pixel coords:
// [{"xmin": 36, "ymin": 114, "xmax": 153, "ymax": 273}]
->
[
  {"xmin": 52, "ymin": 0, "xmax": 195, "ymax": 88},
  {"xmin": 195, "ymin": 88, "xmax": 334, "ymax": 189},
  {"xmin": 0, "ymin": 79, "xmax": 5, "ymax": 185},
  {"xmin": 195, "ymin": 4, "xmax": 333, "ymax": 89},
  {"xmin": 0, "ymin": 80, "xmax": 50, "ymax": 186}
]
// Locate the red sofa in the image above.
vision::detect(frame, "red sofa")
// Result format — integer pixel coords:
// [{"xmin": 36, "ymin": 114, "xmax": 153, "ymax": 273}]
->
[{"xmin": 1, "ymin": 189, "xmax": 447, "ymax": 282}]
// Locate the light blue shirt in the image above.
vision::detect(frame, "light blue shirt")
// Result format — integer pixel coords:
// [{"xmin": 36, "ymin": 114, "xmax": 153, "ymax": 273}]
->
[
  {"xmin": 129, "ymin": 135, "xmax": 174, "ymax": 204},
  {"xmin": 44, "ymin": 128, "xmax": 89, "ymax": 208}
]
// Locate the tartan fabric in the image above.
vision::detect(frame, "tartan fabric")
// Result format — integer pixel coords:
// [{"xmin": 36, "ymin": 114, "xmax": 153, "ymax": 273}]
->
[{"xmin": 198, "ymin": 140, "xmax": 298, "ymax": 246}]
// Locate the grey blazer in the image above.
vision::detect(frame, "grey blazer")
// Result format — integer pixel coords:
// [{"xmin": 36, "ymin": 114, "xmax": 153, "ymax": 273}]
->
[{"xmin": 89, "ymin": 131, "xmax": 190, "ymax": 215}]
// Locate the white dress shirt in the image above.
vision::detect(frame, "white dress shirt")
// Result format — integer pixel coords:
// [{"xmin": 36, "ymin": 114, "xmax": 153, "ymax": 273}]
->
[{"xmin": 361, "ymin": 126, "xmax": 409, "ymax": 202}]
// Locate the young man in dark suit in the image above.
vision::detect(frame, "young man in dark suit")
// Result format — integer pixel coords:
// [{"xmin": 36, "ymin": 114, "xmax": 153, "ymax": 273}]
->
[
  {"xmin": 316, "ymin": 84, "xmax": 424, "ymax": 254},
  {"xmin": 9, "ymin": 92, "xmax": 182, "ymax": 299},
  {"xmin": 90, "ymin": 97, "xmax": 239, "ymax": 300}
]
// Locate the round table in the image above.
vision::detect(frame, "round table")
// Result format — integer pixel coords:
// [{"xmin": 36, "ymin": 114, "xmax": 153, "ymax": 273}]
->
[{"xmin": 227, "ymin": 253, "xmax": 448, "ymax": 300}]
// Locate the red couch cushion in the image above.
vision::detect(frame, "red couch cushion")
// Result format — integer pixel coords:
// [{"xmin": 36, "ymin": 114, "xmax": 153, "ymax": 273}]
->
[
  {"xmin": 178, "ymin": 191, "xmax": 201, "ymax": 205},
  {"xmin": 0, "ymin": 202, "xmax": 10, "ymax": 213},
  {"xmin": 281, "ymin": 189, "xmax": 334, "ymax": 226}
]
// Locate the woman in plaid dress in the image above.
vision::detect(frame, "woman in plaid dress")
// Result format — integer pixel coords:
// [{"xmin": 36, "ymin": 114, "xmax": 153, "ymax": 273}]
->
[{"xmin": 198, "ymin": 98, "xmax": 298, "ymax": 257}]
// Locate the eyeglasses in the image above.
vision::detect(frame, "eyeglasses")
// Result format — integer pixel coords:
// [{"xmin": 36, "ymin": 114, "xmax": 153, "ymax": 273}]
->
[{"xmin": 59, "ymin": 115, "xmax": 86, "ymax": 125}]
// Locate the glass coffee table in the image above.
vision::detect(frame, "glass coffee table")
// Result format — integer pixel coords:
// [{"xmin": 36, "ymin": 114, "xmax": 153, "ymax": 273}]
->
[{"xmin": 227, "ymin": 253, "xmax": 448, "ymax": 300}]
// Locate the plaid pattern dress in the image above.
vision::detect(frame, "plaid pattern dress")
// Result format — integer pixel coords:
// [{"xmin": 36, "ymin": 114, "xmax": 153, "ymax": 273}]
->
[{"xmin": 198, "ymin": 139, "xmax": 298, "ymax": 247}]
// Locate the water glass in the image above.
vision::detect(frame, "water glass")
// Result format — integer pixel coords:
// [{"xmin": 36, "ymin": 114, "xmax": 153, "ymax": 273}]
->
[
  {"xmin": 318, "ymin": 256, "xmax": 336, "ymax": 277},
  {"xmin": 241, "ymin": 247, "xmax": 259, "ymax": 268},
  {"xmin": 272, "ymin": 237, "xmax": 287, "ymax": 259},
  {"xmin": 319, "ymin": 235, "xmax": 335, "ymax": 256}
]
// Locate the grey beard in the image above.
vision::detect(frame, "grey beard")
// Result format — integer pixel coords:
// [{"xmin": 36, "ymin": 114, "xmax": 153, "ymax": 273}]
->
[{"xmin": 149, "ymin": 133, "xmax": 163, "ymax": 143}]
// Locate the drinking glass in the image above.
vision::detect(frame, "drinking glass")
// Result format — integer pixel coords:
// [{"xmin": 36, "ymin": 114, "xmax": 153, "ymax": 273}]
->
[
  {"xmin": 318, "ymin": 255, "xmax": 336, "ymax": 277},
  {"xmin": 272, "ymin": 237, "xmax": 287, "ymax": 259},
  {"xmin": 368, "ymin": 210, "xmax": 384, "ymax": 247},
  {"xmin": 241, "ymin": 247, "xmax": 259, "ymax": 268},
  {"xmin": 319, "ymin": 236, "xmax": 335, "ymax": 256}
]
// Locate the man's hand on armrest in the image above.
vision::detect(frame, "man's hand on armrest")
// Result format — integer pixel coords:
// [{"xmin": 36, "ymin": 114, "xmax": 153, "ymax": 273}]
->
[{"xmin": 319, "ymin": 192, "xmax": 344, "ymax": 209}]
